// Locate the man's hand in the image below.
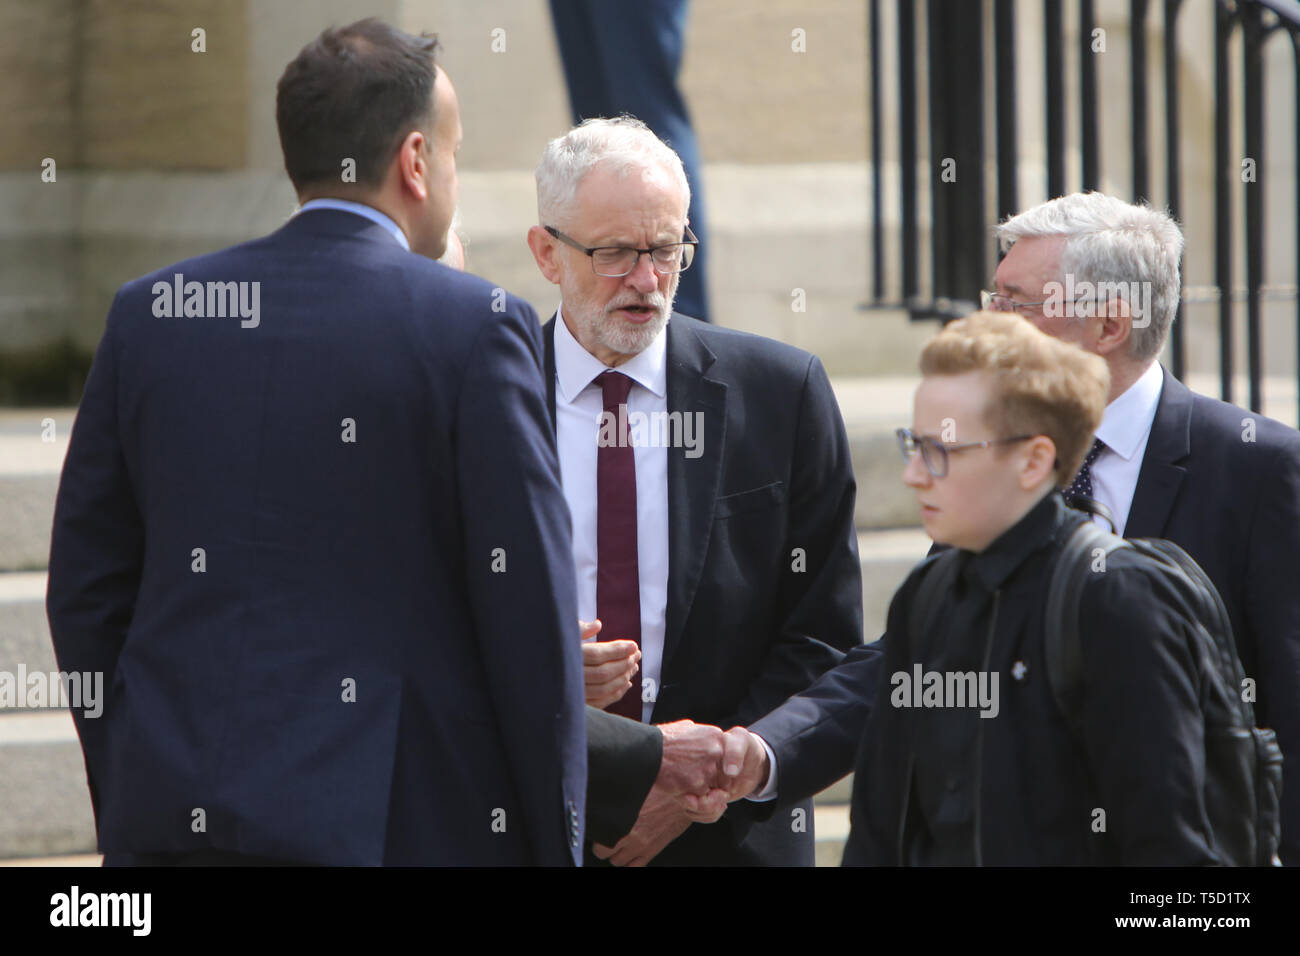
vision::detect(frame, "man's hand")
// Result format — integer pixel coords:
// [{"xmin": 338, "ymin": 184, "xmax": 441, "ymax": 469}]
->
[
  {"xmin": 654, "ymin": 719, "xmax": 732, "ymax": 822},
  {"xmin": 718, "ymin": 726, "xmax": 771, "ymax": 801},
  {"xmin": 579, "ymin": 619, "xmax": 640, "ymax": 710},
  {"xmin": 592, "ymin": 785, "xmax": 691, "ymax": 867},
  {"xmin": 589, "ymin": 722, "xmax": 772, "ymax": 865}
]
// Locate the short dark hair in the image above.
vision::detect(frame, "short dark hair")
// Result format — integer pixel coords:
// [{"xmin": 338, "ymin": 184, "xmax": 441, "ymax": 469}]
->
[{"xmin": 276, "ymin": 18, "xmax": 441, "ymax": 193}]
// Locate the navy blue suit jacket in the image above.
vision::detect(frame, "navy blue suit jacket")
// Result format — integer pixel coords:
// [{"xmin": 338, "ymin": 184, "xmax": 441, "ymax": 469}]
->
[
  {"xmin": 1122, "ymin": 369, "xmax": 1300, "ymax": 864},
  {"xmin": 47, "ymin": 209, "xmax": 587, "ymax": 865},
  {"xmin": 752, "ymin": 367, "xmax": 1300, "ymax": 865}
]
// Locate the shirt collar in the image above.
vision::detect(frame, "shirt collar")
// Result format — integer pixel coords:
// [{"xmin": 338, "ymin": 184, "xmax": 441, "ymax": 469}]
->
[
  {"xmin": 553, "ymin": 303, "xmax": 668, "ymax": 404},
  {"xmin": 295, "ymin": 198, "xmax": 410, "ymax": 251},
  {"xmin": 964, "ymin": 491, "xmax": 1071, "ymax": 593},
  {"xmin": 1095, "ymin": 360, "xmax": 1164, "ymax": 461}
]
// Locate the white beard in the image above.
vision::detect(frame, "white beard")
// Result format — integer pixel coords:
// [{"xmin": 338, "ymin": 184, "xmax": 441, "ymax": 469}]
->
[{"xmin": 566, "ymin": 280, "xmax": 676, "ymax": 359}]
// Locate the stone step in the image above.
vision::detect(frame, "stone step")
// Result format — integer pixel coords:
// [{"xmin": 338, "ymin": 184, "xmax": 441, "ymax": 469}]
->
[
  {"xmin": 0, "ymin": 526, "xmax": 925, "ymax": 709},
  {"xmin": 0, "ymin": 711, "xmax": 96, "ymax": 859},
  {"xmin": 0, "ymin": 708, "xmax": 858, "ymax": 866},
  {"xmin": 0, "ymin": 853, "xmax": 101, "ymax": 867},
  {"xmin": 0, "ymin": 409, "xmax": 70, "ymax": 573},
  {"xmin": 9, "ymin": 369, "xmax": 1289, "ymax": 575},
  {"xmin": 814, "ymin": 804, "xmax": 851, "ymax": 868},
  {"xmin": 0, "ymin": 572, "xmax": 56, "ymax": 688},
  {"xmin": 0, "ymin": 377, "xmax": 924, "ymax": 573}
]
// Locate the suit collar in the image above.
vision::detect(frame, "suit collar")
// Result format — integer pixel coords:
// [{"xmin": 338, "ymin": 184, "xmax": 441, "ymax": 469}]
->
[
  {"xmin": 1125, "ymin": 365, "xmax": 1191, "ymax": 538},
  {"xmin": 277, "ymin": 206, "xmax": 406, "ymax": 250},
  {"xmin": 294, "ymin": 199, "xmax": 409, "ymax": 250}
]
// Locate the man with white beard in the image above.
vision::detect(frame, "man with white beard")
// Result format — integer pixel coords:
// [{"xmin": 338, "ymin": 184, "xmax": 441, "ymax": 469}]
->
[{"xmin": 524, "ymin": 117, "xmax": 863, "ymax": 866}]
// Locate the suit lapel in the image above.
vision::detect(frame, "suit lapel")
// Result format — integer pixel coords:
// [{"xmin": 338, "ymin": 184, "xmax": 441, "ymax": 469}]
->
[
  {"xmin": 542, "ymin": 314, "xmax": 559, "ymax": 435},
  {"xmin": 1125, "ymin": 366, "xmax": 1191, "ymax": 538},
  {"xmin": 661, "ymin": 317, "xmax": 727, "ymax": 674}
]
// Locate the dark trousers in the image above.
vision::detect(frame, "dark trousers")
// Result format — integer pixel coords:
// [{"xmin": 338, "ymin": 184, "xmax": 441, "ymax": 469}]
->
[{"xmin": 548, "ymin": 0, "xmax": 710, "ymax": 323}]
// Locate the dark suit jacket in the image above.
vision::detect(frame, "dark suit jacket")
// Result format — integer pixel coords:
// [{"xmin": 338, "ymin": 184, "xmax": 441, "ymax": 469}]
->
[
  {"xmin": 47, "ymin": 208, "xmax": 587, "ymax": 866},
  {"xmin": 1122, "ymin": 369, "xmax": 1300, "ymax": 865},
  {"xmin": 585, "ymin": 708, "xmax": 661, "ymax": 846},
  {"xmin": 752, "ymin": 366, "xmax": 1300, "ymax": 865},
  {"xmin": 544, "ymin": 312, "xmax": 862, "ymax": 865}
]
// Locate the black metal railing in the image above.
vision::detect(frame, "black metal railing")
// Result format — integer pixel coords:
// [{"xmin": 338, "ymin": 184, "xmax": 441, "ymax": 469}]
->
[{"xmin": 867, "ymin": 0, "xmax": 1300, "ymax": 417}]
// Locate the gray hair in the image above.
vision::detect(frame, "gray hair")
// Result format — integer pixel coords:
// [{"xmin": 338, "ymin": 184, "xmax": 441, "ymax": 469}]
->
[
  {"xmin": 535, "ymin": 116, "xmax": 690, "ymax": 228},
  {"xmin": 996, "ymin": 192, "xmax": 1184, "ymax": 364}
]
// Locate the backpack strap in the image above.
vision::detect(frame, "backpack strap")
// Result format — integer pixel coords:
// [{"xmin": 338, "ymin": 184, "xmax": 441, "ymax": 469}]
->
[
  {"xmin": 1062, "ymin": 495, "xmax": 1119, "ymax": 534},
  {"xmin": 1044, "ymin": 518, "xmax": 1128, "ymax": 736}
]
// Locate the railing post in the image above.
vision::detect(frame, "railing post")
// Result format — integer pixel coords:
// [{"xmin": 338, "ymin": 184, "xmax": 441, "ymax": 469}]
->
[
  {"xmin": 1081, "ymin": 0, "xmax": 1101, "ymax": 190},
  {"xmin": 1132, "ymin": 0, "xmax": 1152, "ymax": 201},
  {"xmin": 927, "ymin": 0, "xmax": 985, "ymax": 316},
  {"xmin": 1215, "ymin": 0, "xmax": 1236, "ymax": 404},
  {"xmin": 870, "ymin": 0, "xmax": 883, "ymax": 302},
  {"xmin": 1045, "ymin": 0, "xmax": 1066, "ymax": 198},
  {"xmin": 899, "ymin": 0, "xmax": 919, "ymax": 306},
  {"xmin": 1243, "ymin": 3, "xmax": 1266, "ymax": 413},
  {"xmin": 1165, "ymin": 0, "xmax": 1186, "ymax": 380},
  {"xmin": 1293, "ymin": 27, "xmax": 1300, "ymax": 424},
  {"xmin": 995, "ymin": 0, "xmax": 1019, "ymax": 225}
]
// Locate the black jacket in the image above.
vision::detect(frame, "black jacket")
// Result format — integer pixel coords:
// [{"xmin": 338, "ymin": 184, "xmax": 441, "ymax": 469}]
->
[{"xmin": 842, "ymin": 492, "xmax": 1225, "ymax": 865}]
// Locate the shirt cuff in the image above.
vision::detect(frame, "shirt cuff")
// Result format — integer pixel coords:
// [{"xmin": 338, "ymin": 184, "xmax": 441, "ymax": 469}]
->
[{"xmin": 744, "ymin": 734, "xmax": 779, "ymax": 802}]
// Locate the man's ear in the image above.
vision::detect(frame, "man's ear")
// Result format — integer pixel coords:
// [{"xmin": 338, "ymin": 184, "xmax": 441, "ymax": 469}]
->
[
  {"xmin": 396, "ymin": 130, "xmax": 429, "ymax": 202},
  {"xmin": 1020, "ymin": 435, "xmax": 1058, "ymax": 491},
  {"xmin": 1093, "ymin": 295, "xmax": 1133, "ymax": 358},
  {"xmin": 527, "ymin": 225, "xmax": 563, "ymax": 285}
]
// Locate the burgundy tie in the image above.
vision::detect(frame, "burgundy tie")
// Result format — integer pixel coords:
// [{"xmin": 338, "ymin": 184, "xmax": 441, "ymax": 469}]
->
[{"xmin": 596, "ymin": 370, "xmax": 642, "ymax": 720}]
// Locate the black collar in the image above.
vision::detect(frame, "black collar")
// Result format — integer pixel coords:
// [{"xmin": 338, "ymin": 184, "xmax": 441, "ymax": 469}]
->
[{"xmin": 962, "ymin": 492, "xmax": 1076, "ymax": 593}]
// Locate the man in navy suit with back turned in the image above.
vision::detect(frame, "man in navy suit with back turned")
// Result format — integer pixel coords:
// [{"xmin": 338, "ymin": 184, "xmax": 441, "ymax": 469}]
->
[{"xmin": 46, "ymin": 19, "xmax": 587, "ymax": 865}]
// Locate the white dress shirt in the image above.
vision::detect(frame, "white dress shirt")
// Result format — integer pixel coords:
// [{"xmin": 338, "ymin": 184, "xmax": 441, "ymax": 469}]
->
[
  {"xmin": 1090, "ymin": 360, "xmax": 1165, "ymax": 535},
  {"xmin": 295, "ymin": 198, "xmax": 410, "ymax": 251},
  {"xmin": 553, "ymin": 307, "xmax": 669, "ymax": 723}
]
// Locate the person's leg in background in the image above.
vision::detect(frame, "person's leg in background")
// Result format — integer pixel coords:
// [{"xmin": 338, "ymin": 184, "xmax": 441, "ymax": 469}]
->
[{"xmin": 548, "ymin": 0, "xmax": 711, "ymax": 322}]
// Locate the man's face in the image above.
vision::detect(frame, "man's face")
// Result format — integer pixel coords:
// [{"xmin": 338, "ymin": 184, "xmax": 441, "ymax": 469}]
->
[
  {"xmin": 419, "ymin": 66, "xmax": 462, "ymax": 259},
  {"xmin": 904, "ymin": 372, "xmax": 1032, "ymax": 552},
  {"xmin": 551, "ymin": 163, "xmax": 685, "ymax": 366},
  {"xmin": 993, "ymin": 235, "xmax": 1099, "ymax": 353}
]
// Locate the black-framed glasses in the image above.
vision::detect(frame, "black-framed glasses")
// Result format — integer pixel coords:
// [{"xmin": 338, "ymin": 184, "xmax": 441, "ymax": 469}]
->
[
  {"xmin": 545, "ymin": 225, "xmax": 698, "ymax": 277},
  {"xmin": 896, "ymin": 427, "xmax": 1034, "ymax": 478}
]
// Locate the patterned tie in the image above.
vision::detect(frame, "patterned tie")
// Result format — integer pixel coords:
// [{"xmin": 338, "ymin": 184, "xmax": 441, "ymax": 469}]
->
[
  {"xmin": 1065, "ymin": 437, "xmax": 1106, "ymax": 501},
  {"xmin": 596, "ymin": 371, "xmax": 643, "ymax": 720}
]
